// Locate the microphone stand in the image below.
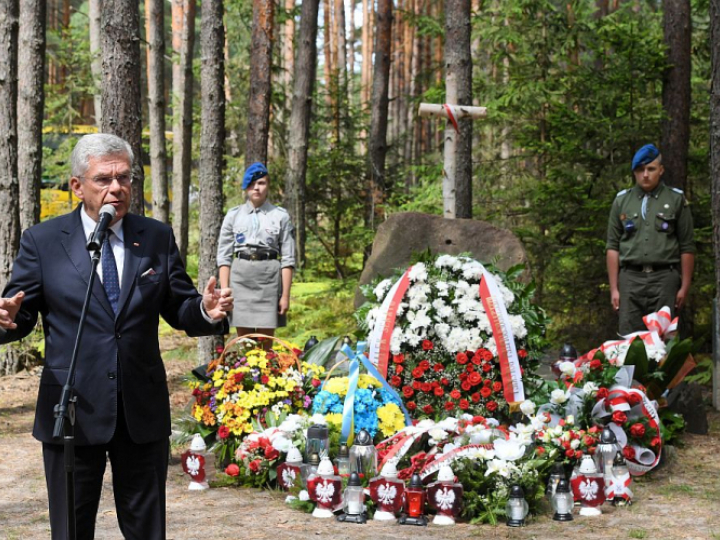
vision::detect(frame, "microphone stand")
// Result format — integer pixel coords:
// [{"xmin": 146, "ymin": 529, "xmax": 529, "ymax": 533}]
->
[{"xmin": 52, "ymin": 247, "xmax": 102, "ymax": 540}]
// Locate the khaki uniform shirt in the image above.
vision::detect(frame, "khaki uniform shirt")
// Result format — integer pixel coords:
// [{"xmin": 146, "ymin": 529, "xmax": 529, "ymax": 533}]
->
[
  {"xmin": 606, "ymin": 183, "xmax": 695, "ymax": 265},
  {"xmin": 217, "ymin": 200, "xmax": 296, "ymax": 269}
]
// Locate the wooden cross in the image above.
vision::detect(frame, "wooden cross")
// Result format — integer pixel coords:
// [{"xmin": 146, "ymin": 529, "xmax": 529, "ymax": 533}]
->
[{"xmin": 418, "ymin": 103, "xmax": 487, "ymax": 219}]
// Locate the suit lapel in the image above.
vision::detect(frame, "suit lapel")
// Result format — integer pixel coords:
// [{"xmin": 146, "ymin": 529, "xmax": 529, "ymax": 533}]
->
[
  {"xmin": 117, "ymin": 214, "xmax": 146, "ymax": 317},
  {"xmin": 62, "ymin": 207, "xmax": 115, "ymax": 320}
]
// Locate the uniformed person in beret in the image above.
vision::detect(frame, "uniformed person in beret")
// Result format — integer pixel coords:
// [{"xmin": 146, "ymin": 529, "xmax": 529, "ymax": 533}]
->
[
  {"xmin": 606, "ymin": 144, "xmax": 695, "ymax": 335},
  {"xmin": 217, "ymin": 163, "xmax": 295, "ymax": 336}
]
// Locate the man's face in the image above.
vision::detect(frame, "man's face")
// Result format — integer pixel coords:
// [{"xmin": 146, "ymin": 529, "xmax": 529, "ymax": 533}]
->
[
  {"xmin": 246, "ymin": 176, "xmax": 269, "ymax": 207},
  {"xmin": 633, "ymin": 157, "xmax": 664, "ymax": 192},
  {"xmin": 70, "ymin": 153, "xmax": 132, "ymax": 223}
]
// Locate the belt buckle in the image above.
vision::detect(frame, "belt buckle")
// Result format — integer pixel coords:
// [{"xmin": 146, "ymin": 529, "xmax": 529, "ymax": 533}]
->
[
  {"xmin": 250, "ymin": 253, "xmax": 258, "ymax": 261},
  {"xmin": 642, "ymin": 264, "xmax": 653, "ymax": 273}
]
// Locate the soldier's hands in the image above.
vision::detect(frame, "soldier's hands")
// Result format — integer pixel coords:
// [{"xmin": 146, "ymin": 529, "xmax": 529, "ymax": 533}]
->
[
  {"xmin": 202, "ymin": 276, "xmax": 234, "ymax": 321},
  {"xmin": 0, "ymin": 291, "xmax": 25, "ymax": 330},
  {"xmin": 675, "ymin": 287, "xmax": 689, "ymax": 310},
  {"xmin": 610, "ymin": 289, "xmax": 620, "ymax": 311}
]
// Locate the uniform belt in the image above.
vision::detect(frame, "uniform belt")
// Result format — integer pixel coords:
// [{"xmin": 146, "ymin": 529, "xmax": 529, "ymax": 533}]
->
[
  {"xmin": 622, "ymin": 263, "xmax": 675, "ymax": 273},
  {"xmin": 236, "ymin": 251, "xmax": 278, "ymax": 261}
]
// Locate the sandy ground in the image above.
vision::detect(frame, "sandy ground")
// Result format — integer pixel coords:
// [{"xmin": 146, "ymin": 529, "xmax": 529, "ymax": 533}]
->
[{"xmin": 1, "ymin": 336, "xmax": 719, "ymax": 540}]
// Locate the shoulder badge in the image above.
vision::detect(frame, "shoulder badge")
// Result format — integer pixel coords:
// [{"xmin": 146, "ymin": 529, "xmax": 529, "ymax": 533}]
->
[
  {"xmin": 615, "ymin": 188, "xmax": 629, "ymax": 198},
  {"xmin": 275, "ymin": 206, "xmax": 288, "ymax": 214},
  {"xmin": 670, "ymin": 187, "xmax": 685, "ymax": 195}
]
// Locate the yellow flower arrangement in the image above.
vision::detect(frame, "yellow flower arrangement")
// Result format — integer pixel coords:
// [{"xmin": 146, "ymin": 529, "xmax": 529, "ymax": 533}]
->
[{"xmin": 190, "ymin": 341, "xmax": 325, "ymax": 443}]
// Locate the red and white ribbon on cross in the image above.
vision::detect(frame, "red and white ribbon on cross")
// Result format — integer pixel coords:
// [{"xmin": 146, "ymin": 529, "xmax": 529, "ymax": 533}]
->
[
  {"xmin": 367, "ymin": 267, "xmax": 413, "ymax": 379},
  {"xmin": 478, "ymin": 268, "xmax": 525, "ymax": 404},
  {"xmin": 443, "ymin": 104, "xmax": 460, "ymax": 134}
]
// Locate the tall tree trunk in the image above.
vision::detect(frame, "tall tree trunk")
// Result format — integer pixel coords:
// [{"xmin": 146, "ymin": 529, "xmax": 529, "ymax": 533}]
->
[
  {"xmin": 89, "ymin": 0, "xmax": 102, "ymax": 126},
  {"xmin": 145, "ymin": 0, "xmax": 169, "ymax": 224},
  {"xmin": 285, "ymin": 0, "xmax": 320, "ymax": 271},
  {"xmin": 0, "ymin": 0, "xmax": 20, "ymax": 375},
  {"xmin": 389, "ymin": 0, "xmax": 401, "ymax": 148},
  {"xmin": 406, "ymin": 0, "xmax": 419, "ymax": 190},
  {"xmin": 443, "ymin": 0, "xmax": 472, "ymax": 219},
  {"xmin": 282, "ymin": 0, "xmax": 295, "ymax": 107},
  {"xmin": 101, "ymin": 0, "xmax": 145, "ymax": 215},
  {"xmin": 17, "ymin": 0, "xmax": 45, "ymax": 231},
  {"xmin": 246, "ymin": 0, "xmax": 274, "ymax": 166},
  {"xmin": 0, "ymin": 0, "xmax": 19, "ymax": 289},
  {"xmin": 660, "ymin": 0, "xmax": 691, "ymax": 192},
  {"xmin": 347, "ymin": 0, "xmax": 356, "ymax": 99},
  {"xmin": 335, "ymin": 0, "xmax": 347, "ymax": 97},
  {"xmin": 324, "ymin": 0, "xmax": 338, "ymax": 136},
  {"xmin": 198, "ymin": 0, "xmax": 225, "ymax": 362},
  {"xmin": 171, "ymin": 0, "xmax": 195, "ymax": 262},
  {"xmin": 365, "ymin": 0, "xmax": 392, "ymax": 235},
  {"xmin": 360, "ymin": 0, "xmax": 373, "ymax": 106},
  {"xmin": 711, "ymin": 0, "xmax": 720, "ymax": 362}
]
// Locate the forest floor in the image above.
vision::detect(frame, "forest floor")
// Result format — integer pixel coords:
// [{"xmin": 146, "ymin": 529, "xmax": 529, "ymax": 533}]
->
[{"xmin": 1, "ymin": 334, "xmax": 719, "ymax": 540}]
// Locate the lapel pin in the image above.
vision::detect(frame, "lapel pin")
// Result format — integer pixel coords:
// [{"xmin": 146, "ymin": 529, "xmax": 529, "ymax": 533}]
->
[{"xmin": 133, "ymin": 242, "xmax": 140, "ymax": 247}]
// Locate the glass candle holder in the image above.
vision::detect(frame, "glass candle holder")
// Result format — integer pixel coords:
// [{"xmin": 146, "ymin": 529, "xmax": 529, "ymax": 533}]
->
[
  {"xmin": 552, "ymin": 478, "xmax": 574, "ymax": 521},
  {"xmin": 337, "ymin": 472, "xmax": 367, "ymax": 524},
  {"xmin": 505, "ymin": 485, "xmax": 529, "ymax": 527}
]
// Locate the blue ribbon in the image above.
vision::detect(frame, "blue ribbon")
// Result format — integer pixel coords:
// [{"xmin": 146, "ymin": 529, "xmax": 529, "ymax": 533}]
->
[{"xmin": 333, "ymin": 342, "xmax": 413, "ymax": 444}]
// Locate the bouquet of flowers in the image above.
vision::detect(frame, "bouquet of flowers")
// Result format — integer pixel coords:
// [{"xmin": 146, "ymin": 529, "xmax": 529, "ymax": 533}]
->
[
  {"xmin": 535, "ymin": 348, "xmax": 663, "ymax": 474},
  {"xmin": 373, "ymin": 415, "xmax": 549, "ymax": 524},
  {"xmin": 225, "ymin": 413, "xmax": 310, "ymax": 488},
  {"xmin": 357, "ymin": 253, "xmax": 548, "ymax": 422},
  {"xmin": 312, "ymin": 374, "xmax": 406, "ymax": 439},
  {"xmin": 188, "ymin": 336, "xmax": 325, "ymax": 463}
]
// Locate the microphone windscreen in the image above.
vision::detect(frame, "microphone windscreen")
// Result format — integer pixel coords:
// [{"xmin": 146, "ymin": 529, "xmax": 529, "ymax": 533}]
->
[{"xmin": 100, "ymin": 204, "xmax": 117, "ymax": 219}]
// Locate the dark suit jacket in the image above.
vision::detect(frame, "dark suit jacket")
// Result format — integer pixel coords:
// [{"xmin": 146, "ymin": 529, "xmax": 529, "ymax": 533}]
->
[{"xmin": 0, "ymin": 206, "xmax": 226, "ymax": 445}]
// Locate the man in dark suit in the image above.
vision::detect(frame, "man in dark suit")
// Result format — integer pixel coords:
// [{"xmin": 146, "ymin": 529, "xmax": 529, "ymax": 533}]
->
[{"xmin": 0, "ymin": 134, "xmax": 233, "ymax": 540}]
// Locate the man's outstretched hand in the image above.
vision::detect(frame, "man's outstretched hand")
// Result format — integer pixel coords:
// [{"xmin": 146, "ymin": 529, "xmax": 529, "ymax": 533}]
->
[
  {"xmin": 0, "ymin": 291, "xmax": 25, "ymax": 330},
  {"xmin": 202, "ymin": 277, "xmax": 233, "ymax": 321}
]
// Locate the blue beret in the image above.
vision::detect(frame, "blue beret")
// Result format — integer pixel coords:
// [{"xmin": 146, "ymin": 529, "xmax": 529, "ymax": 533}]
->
[
  {"xmin": 242, "ymin": 162, "xmax": 268, "ymax": 190},
  {"xmin": 631, "ymin": 144, "xmax": 660, "ymax": 171}
]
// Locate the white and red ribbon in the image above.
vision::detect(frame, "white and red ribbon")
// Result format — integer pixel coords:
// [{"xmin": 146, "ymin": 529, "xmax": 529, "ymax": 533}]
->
[
  {"xmin": 592, "ymin": 386, "xmax": 662, "ymax": 475},
  {"xmin": 578, "ymin": 306, "xmax": 677, "ymax": 365},
  {"xmin": 419, "ymin": 444, "xmax": 494, "ymax": 479},
  {"xmin": 478, "ymin": 268, "xmax": 525, "ymax": 403},
  {"xmin": 443, "ymin": 103, "xmax": 460, "ymax": 134},
  {"xmin": 368, "ymin": 267, "xmax": 413, "ymax": 379}
]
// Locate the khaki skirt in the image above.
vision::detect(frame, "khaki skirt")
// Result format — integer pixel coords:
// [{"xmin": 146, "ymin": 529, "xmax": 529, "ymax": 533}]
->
[{"xmin": 228, "ymin": 257, "xmax": 286, "ymax": 329}]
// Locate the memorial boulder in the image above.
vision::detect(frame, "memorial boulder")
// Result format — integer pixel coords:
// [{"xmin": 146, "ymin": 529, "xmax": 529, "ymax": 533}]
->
[{"xmin": 356, "ymin": 212, "xmax": 528, "ymax": 306}]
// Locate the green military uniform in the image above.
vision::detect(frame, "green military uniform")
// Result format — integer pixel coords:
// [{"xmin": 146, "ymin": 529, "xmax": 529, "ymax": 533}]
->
[{"xmin": 607, "ymin": 182, "xmax": 695, "ymax": 334}]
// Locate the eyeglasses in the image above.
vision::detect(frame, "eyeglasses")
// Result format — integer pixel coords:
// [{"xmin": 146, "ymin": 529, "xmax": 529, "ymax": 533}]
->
[{"xmin": 79, "ymin": 173, "xmax": 133, "ymax": 188}]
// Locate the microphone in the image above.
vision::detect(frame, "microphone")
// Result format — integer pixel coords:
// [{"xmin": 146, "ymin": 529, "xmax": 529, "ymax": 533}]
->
[{"xmin": 86, "ymin": 204, "xmax": 117, "ymax": 251}]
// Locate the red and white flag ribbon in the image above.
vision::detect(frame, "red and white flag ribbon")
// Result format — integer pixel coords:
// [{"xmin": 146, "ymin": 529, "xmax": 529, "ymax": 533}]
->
[
  {"xmin": 368, "ymin": 267, "xmax": 413, "ymax": 379},
  {"xmin": 420, "ymin": 444, "xmax": 494, "ymax": 479},
  {"xmin": 478, "ymin": 268, "xmax": 525, "ymax": 403}
]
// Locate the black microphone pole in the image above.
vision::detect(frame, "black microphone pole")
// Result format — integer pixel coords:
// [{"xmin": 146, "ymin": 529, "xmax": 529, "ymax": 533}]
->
[{"xmin": 53, "ymin": 204, "xmax": 115, "ymax": 540}]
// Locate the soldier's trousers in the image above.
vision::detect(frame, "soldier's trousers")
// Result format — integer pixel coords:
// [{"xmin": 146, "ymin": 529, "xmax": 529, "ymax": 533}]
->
[{"xmin": 618, "ymin": 266, "xmax": 681, "ymax": 335}]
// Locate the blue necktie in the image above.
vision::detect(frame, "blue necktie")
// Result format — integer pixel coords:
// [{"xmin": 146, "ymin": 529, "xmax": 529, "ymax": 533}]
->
[{"xmin": 102, "ymin": 232, "xmax": 120, "ymax": 314}]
